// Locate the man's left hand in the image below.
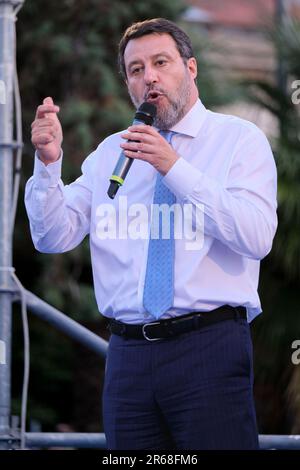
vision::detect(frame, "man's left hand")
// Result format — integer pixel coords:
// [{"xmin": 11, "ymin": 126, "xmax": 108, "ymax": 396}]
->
[{"xmin": 120, "ymin": 125, "xmax": 179, "ymax": 175}]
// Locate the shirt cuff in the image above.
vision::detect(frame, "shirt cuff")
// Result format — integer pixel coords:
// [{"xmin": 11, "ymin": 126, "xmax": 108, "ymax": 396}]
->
[
  {"xmin": 163, "ymin": 157, "xmax": 203, "ymax": 200},
  {"xmin": 33, "ymin": 151, "xmax": 63, "ymax": 189}
]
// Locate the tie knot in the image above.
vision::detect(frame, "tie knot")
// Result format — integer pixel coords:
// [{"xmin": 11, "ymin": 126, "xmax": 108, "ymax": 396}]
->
[{"xmin": 159, "ymin": 130, "xmax": 174, "ymax": 144}]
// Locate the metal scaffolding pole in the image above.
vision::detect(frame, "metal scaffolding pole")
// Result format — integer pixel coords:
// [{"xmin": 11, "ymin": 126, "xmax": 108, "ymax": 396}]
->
[
  {"xmin": 23, "ymin": 289, "xmax": 108, "ymax": 358},
  {"xmin": 0, "ymin": 0, "xmax": 24, "ymax": 443}
]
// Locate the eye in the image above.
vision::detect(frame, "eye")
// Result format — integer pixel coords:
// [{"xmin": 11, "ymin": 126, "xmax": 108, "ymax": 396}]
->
[
  {"xmin": 131, "ymin": 66, "xmax": 143, "ymax": 75},
  {"xmin": 156, "ymin": 59, "xmax": 167, "ymax": 66}
]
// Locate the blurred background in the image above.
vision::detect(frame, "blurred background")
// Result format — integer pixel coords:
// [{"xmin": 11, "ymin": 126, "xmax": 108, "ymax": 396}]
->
[{"xmin": 11, "ymin": 0, "xmax": 300, "ymax": 436}]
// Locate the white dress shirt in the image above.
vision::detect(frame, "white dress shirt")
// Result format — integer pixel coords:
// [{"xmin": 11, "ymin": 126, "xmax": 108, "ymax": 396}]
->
[{"xmin": 25, "ymin": 99, "xmax": 277, "ymax": 323}]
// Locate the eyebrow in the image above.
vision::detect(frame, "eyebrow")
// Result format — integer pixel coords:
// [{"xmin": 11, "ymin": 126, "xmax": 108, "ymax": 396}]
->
[{"xmin": 127, "ymin": 51, "xmax": 174, "ymax": 70}]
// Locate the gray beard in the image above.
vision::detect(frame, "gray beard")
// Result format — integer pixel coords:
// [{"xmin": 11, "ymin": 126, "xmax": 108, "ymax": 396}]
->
[{"xmin": 129, "ymin": 72, "xmax": 191, "ymax": 130}]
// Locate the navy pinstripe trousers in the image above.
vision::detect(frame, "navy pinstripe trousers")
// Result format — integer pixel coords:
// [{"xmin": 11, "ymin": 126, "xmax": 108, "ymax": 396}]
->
[{"xmin": 102, "ymin": 317, "xmax": 259, "ymax": 450}]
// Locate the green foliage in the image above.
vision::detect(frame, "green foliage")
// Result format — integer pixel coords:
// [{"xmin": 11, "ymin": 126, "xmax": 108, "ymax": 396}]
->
[
  {"xmin": 241, "ymin": 20, "xmax": 300, "ymax": 281},
  {"xmin": 240, "ymin": 19, "xmax": 300, "ymax": 433},
  {"xmin": 271, "ymin": 19, "xmax": 300, "ymax": 78},
  {"xmin": 12, "ymin": 312, "xmax": 74, "ymax": 429}
]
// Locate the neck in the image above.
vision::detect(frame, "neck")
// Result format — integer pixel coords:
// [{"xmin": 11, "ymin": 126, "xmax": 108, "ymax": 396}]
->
[{"xmin": 184, "ymin": 86, "xmax": 199, "ymax": 115}]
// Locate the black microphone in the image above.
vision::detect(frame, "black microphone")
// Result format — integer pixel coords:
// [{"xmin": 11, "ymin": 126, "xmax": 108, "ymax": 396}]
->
[{"xmin": 107, "ymin": 102, "xmax": 157, "ymax": 199}]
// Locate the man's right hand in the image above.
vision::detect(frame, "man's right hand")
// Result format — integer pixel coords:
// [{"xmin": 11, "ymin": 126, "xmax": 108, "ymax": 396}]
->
[{"xmin": 31, "ymin": 96, "xmax": 63, "ymax": 165}]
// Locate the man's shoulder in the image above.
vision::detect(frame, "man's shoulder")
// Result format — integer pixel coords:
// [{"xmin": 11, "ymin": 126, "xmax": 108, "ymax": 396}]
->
[
  {"xmin": 91, "ymin": 130, "xmax": 122, "ymax": 150},
  {"xmin": 205, "ymin": 108, "xmax": 267, "ymax": 140}
]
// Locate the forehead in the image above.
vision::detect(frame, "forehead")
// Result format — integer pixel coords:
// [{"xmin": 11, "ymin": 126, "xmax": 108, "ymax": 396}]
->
[{"xmin": 124, "ymin": 33, "xmax": 180, "ymax": 65}]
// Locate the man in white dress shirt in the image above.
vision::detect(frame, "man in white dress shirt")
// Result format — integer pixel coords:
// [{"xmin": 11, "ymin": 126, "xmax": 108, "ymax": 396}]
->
[{"xmin": 25, "ymin": 18, "xmax": 277, "ymax": 449}]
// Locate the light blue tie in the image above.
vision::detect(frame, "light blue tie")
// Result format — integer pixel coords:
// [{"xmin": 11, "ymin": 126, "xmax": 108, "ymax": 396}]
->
[{"xmin": 143, "ymin": 131, "xmax": 176, "ymax": 319}]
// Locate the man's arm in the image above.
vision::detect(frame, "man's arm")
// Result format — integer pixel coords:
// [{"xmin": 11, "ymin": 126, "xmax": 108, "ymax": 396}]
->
[
  {"xmin": 164, "ymin": 127, "xmax": 278, "ymax": 260},
  {"xmin": 25, "ymin": 97, "xmax": 93, "ymax": 253}
]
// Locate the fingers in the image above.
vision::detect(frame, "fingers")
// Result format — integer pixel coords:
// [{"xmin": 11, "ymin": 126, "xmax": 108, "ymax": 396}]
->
[
  {"xmin": 120, "ymin": 126, "xmax": 169, "ymax": 154},
  {"xmin": 32, "ymin": 97, "xmax": 61, "ymax": 146},
  {"xmin": 121, "ymin": 139, "xmax": 170, "ymax": 161},
  {"xmin": 32, "ymin": 117, "xmax": 59, "ymax": 134},
  {"xmin": 120, "ymin": 140, "xmax": 154, "ymax": 154},
  {"xmin": 121, "ymin": 131, "xmax": 154, "ymax": 145},
  {"xmin": 43, "ymin": 96, "xmax": 53, "ymax": 106},
  {"xmin": 120, "ymin": 124, "xmax": 179, "ymax": 174},
  {"xmin": 35, "ymin": 96, "xmax": 60, "ymax": 119},
  {"xmin": 31, "ymin": 118, "xmax": 57, "ymax": 130},
  {"xmin": 121, "ymin": 126, "xmax": 163, "ymax": 145},
  {"xmin": 31, "ymin": 123, "xmax": 57, "ymax": 138},
  {"xmin": 32, "ymin": 133, "xmax": 56, "ymax": 147},
  {"xmin": 121, "ymin": 148, "xmax": 153, "ymax": 163},
  {"xmin": 31, "ymin": 98, "xmax": 62, "ymax": 162},
  {"xmin": 127, "ymin": 124, "xmax": 156, "ymax": 136}
]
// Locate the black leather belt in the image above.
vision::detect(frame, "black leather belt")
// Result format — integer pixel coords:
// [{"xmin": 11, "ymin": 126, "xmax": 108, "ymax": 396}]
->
[{"xmin": 107, "ymin": 305, "xmax": 247, "ymax": 341}]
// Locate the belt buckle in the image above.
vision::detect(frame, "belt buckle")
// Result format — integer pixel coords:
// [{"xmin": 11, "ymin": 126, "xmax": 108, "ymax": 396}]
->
[{"xmin": 142, "ymin": 321, "xmax": 162, "ymax": 341}]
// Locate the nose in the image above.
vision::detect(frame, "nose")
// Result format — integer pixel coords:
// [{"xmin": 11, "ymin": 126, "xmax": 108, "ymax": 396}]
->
[{"xmin": 144, "ymin": 65, "xmax": 158, "ymax": 86}]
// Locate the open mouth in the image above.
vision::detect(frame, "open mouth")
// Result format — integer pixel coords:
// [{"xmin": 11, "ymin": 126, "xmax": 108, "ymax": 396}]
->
[{"xmin": 146, "ymin": 91, "xmax": 165, "ymax": 102}]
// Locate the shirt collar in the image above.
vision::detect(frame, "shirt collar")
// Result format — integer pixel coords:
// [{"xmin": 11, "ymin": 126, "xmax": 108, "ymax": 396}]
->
[{"xmin": 170, "ymin": 98, "xmax": 207, "ymax": 138}]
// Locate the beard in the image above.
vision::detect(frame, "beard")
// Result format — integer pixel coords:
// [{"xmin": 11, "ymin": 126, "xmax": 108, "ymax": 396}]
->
[{"xmin": 129, "ymin": 68, "xmax": 192, "ymax": 130}]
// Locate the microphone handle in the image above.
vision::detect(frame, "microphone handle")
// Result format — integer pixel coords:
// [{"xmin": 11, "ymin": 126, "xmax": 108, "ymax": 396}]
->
[{"xmin": 107, "ymin": 117, "xmax": 145, "ymax": 199}]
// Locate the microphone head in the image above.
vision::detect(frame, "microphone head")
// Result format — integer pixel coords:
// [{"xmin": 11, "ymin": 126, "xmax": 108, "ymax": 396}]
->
[{"xmin": 135, "ymin": 102, "xmax": 157, "ymax": 125}]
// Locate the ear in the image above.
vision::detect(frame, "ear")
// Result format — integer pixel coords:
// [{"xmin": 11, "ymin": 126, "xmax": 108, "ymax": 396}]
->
[{"xmin": 187, "ymin": 57, "xmax": 197, "ymax": 80}]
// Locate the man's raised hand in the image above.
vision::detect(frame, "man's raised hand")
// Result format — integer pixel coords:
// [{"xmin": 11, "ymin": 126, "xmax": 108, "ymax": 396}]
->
[{"xmin": 31, "ymin": 97, "xmax": 63, "ymax": 165}]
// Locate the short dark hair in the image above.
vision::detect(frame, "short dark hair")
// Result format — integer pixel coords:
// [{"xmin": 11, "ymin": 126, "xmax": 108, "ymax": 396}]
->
[{"xmin": 118, "ymin": 18, "xmax": 194, "ymax": 80}]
